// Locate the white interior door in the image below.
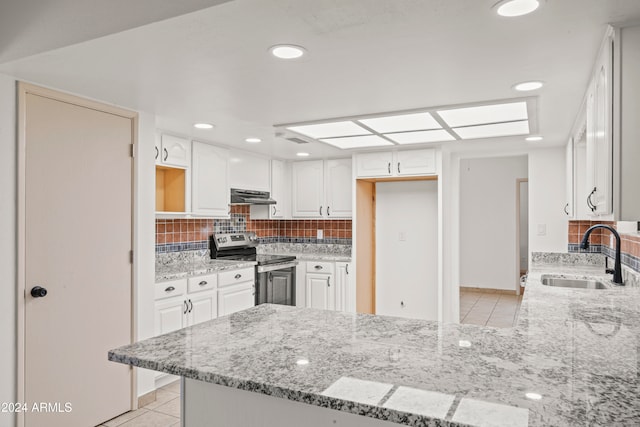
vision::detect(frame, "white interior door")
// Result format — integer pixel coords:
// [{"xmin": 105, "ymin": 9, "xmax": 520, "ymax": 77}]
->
[{"xmin": 22, "ymin": 88, "xmax": 133, "ymax": 427}]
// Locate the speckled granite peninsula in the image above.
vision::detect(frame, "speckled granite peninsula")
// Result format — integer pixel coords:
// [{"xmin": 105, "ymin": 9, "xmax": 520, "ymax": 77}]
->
[{"xmin": 111, "ymin": 254, "xmax": 640, "ymax": 427}]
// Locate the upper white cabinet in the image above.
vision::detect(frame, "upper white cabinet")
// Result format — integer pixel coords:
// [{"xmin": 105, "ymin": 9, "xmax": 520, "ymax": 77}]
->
[
  {"xmin": 191, "ymin": 141, "xmax": 229, "ymax": 217},
  {"xmin": 585, "ymin": 31, "xmax": 613, "ymax": 216},
  {"xmin": 292, "ymin": 159, "xmax": 352, "ymax": 218},
  {"xmin": 356, "ymin": 149, "xmax": 436, "ymax": 178},
  {"xmin": 250, "ymin": 159, "xmax": 290, "ymax": 219},
  {"xmin": 160, "ymin": 134, "xmax": 190, "ymax": 167},
  {"xmin": 564, "ymin": 138, "xmax": 574, "ymax": 218},
  {"xmin": 229, "ymin": 150, "xmax": 270, "ymax": 192}
]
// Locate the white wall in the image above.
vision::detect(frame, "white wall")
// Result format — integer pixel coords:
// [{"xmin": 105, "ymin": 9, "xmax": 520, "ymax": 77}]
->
[
  {"xmin": 459, "ymin": 156, "xmax": 528, "ymax": 290},
  {"xmin": 528, "ymin": 147, "xmax": 568, "ymax": 254},
  {"xmin": 375, "ymin": 181, "xmax": 438, "ymax": 320},
  {"xmin": 0, "ymin": 73, "xmax": 16, "ymax": 427}
]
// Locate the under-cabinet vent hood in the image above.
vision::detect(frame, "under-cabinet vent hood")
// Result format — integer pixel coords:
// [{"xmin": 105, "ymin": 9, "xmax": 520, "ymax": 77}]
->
[{"xmin": 230, "ymin": 188, "xmax": 276, "ymax": 205}]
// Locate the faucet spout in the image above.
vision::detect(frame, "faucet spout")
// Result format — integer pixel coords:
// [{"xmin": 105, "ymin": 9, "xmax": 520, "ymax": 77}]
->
[{"xmin": 580, "ymin": 225, "xmax": 623, "ymax": 285}]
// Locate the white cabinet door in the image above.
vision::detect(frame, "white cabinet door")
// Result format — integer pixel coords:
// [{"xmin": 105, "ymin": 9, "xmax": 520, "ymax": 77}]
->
[
  {"xmin": 306, "ymin": 273, "xmax": 334, "ymax": 310},
  {"xmin": 292, "ymin": 160, "xmax": 324, "ymax": 218},
  {"xmin": 335, "ymin": 262, "xmax": 352, "ymax": 313},
  {"xmin": 271, "ymin": 159, "xmax": 287, "ymax": 218},
  {"xmin": 395, "ymin": 149, "xmax": 436, "ymax": 176},
  {"xmin": 192, "ymin": 141, "xmax": 229, "ymax": 217},
  {"xmin": 565, "ymin": 138, "xmax": 574, "ymax": 218},
  {"xmin": 229, "ymin": 150, "xmax": 270, "ymax": 192},
  {"xmin": 217, "ymin": 282, "xmax": 255, "ymax": 316},
  {"xmin": 325, "ymin": 159, "xmax": 352, "ymax": 218},
  {"xmin": 188, "ymin": 291, "xmax": 217, "ymax": 326},
  {"xmin": 161, "ymin": 134, "xmax": 190, "ymax": 167},
  {"xmin": 356, "ymin": 152, "xmax": 393, "ymax": 177},
  {"xmin": 154, "ymin": 297, "xmax": 187, "ymax": 336}
]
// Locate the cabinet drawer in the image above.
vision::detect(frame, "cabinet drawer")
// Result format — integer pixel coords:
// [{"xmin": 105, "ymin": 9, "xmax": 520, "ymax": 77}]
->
[
  {"xmin": 155, "ymin": 279, "xmax": 187, "ymax": 301},
  {"xmin": 218, "ymin": 267, "xmax": 255, "ymax": 287},
  {"xmin": 306, "ymin": 261, "xmax": 334, "ymax": 274},
  {"xmin": 188, "ymin": 273, "xmax": 217, "ymax": 293}
]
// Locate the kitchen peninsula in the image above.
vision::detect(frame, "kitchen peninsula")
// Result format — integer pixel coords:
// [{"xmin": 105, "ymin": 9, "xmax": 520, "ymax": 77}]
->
[{"xmin": 110, "ymin": 258, "xmax": 640, "ymax": 427}]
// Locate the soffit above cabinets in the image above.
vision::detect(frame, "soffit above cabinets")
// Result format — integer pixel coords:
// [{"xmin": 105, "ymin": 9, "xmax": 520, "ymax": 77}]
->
[{"xmin": 276, "ymin": 98, "xmax": 538, "ymax": 150}]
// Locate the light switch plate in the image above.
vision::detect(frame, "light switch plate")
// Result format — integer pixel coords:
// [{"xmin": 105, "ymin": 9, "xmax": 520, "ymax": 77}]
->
[
  {"xmin": 537, "ymin": 224, "xmax": 547, "ymax": 236},
  {"xmin": 399, "ymin": 232, "xmax": 407, "ymax": 241}
]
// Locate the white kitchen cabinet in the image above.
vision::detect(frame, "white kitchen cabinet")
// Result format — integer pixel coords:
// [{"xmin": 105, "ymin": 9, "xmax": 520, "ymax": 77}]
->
[
  {"xmin": 356, "ymin": 149, "xmax": 436, "ymax": 178},
  {"xmin": 335, "ymin": 262, "xmax": 353, "ymax": 313},
  {"xmin": 160, "ymin": 134, "xmax": 190, "ymax": 168},
  {"xmin": 154, "ymin": 276, "xmax": 218, "ymax": 334},
  {"xmin": 217, "ymin": 282, "xmax": 255, "ymax": 316},
  {"xmin": 250, "ymin": 159, "xmax": 290, "ymax": 219},
  {"xmin": 188, "ymin": 291, "xmax": 217, "ymax": 326},
  {"xmin": 154, "ymin": 296, "xmax": 188, "ymax": 337},
  {"xmin": 191, "ymin": 141, "xmax": 229, "ymax": 217},
  {"xmin": 585, "ymin": 31, "xmax": 613, "ymax": 217},
  {"xmin": 292, "ymin": 159, "xmax": 352, "ymax": 218},
  {"xmin": 229, "ymin": 150, "xmax": 270, "ymax": 192},
  {"xmin": 306, "ymin": 273, "xmax": 335, "ymax": 310},
  {"xmin": 564, "ymin": 138, "xmax": 574, "ymax": 218}
]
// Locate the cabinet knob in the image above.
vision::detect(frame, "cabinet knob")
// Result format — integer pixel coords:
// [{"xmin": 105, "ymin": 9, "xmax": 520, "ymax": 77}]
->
[
  {"xmin": 314, "ymin": 265, "xmax": 323, "ymax": 270},
  {"xmin": 235, "ymin": 274, "xmax": 242, "ymax": 279},
  {"xmin": 199, "ymin": 281, "xmax": 207, "ymax": 286},
  {"xmin": 165, "ymin": 286, "xmax": 175, "ymax": 292}
]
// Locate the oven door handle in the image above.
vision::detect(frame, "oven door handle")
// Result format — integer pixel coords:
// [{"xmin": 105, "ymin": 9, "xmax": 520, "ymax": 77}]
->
[{"xmin": 257, "ymin": 262, "xmax": 298, "ymax": 273}]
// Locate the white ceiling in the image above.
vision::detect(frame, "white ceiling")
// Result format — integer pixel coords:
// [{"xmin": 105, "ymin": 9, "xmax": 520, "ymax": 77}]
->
[{"xmin": 1, "ymin": 0, "xmax": 640, "ymax": 159}]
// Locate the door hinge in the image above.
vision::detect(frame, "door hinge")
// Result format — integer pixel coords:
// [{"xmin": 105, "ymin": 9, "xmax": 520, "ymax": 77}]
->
[
  {"xmin": 129, "ymin": 250, "xmax": 134, "ymax": 264},
  {"xmin": 130, "ymin": 144, "xmax": 135, "ymax": 158}
]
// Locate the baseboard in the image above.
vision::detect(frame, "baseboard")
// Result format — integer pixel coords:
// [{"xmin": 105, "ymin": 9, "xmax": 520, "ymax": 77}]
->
[
  {"xmin": 137, "ymin": 389, "xmax": 156, "ymax": 408},
  {"xmin": 460, "ymin": 286, "xmax": 518, "ymax": 295}
]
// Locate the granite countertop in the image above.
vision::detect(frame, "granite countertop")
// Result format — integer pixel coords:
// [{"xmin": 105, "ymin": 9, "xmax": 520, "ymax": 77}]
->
[
  {"xmin": 112, "ymin": 262, "xmax": 640, "ymax": 426},
  {"xmin": 274, "ymin": 252, "xmax": 352, "ymax": 262},
  {"xmin": 155, "ymin": 259, "xmax": 257, "ymax": 282}
]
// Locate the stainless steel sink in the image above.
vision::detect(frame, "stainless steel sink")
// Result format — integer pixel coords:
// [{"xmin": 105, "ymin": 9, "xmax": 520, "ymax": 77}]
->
[{"xmin": 541, "ymin": 276, "xmax": 608, "ymax": 289}]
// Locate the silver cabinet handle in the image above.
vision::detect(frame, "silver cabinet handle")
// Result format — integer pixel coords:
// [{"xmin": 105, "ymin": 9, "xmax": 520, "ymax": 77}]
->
[
  {"xmin": 188, "ymin": 299, "xmax": 193, "ymax": 313},
  {"xmin": 199, "ymin": 280, "xmax": 207, "ymax": 286},
  {"xmin": 183, "ymin": 300, "xmax": 188, "ymax": 314},
  {"xmin": 165, "ymin": 286, "xmax": 175, "ymax": 292},
  {"xmin": 155, "ymin": 146, "xmax": 159, "ymax": 160},
  {"xmin": 564, "ymin": 203, "xmax": 569, "ymax": 215},
  {"xmin": 587, "ymin": 187, "xmax": 597, "ymax": 212},
  {"xmin": 272, "ymin": 206, "xmax": 276, "ymax": 215},
  {"xmin": 314, "ymin": 265, "xmax": 323, "ymax": 270},
  {"xmin": 397, "ymin": 162, "xmax": 401, "ymax": 174},
  {"xmin": 327, "ymin": 277, "xmax": 331, "ymax": 287},
  {"xmin": 388, "ymin": 162, "xmax": 391, "ymax": 174},
  {"xmin": 346, "ymin": 264, "xmax": 349, "ymax": 274},
  {"xmin": 163, "ymin": 147, "xmax": 168, "ymax": 161},
  {"xmin": 327, "ymin": 206, "xmax": 330, "ymax": 216},
  {"xmin": 235, "ymin": 274, "xmax": 242, "ymax": 279},
  {"xmin": 319, "ymin": 206, "xmax": 322, "ymax": 216}
]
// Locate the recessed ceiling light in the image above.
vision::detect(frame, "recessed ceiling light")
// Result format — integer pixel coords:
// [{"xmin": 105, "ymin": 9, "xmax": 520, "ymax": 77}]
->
[
  {"xmin": 245, "ymin": 137, "xmax": 261, "ymax": 143},
  {"xmin": 270, "ymin": 44, "xmax": 306, "ymax": 59},
  {"xmin": 320, "ymin": 135, "xmax": 393, "ymax": 149},
  {"xmin": 453, "ymin": 120, "xmax": 530, "ymax": 139},
  {"xmin": 526, "ymin": 136, "xmax": 543, "ymax": 141},
  {"xmin": 359, "ymin": 112, "xmax": 442, "ymax": 133},
  {"xmin": 513, "ymin": 81, "xmax": 544, "ymax": 91},
  {"xmin": 296, "ymin": 152, "xmax": 310, "ymax": 157},
  {"xmin": 525, "ymin": 392, "xmax": 542, "ymax": 400},
  {"xmin": 385, "ymin": 129, "xmax": 456, "ymax": 144},
  {"xmin": 287, "ymin": 121, "xmax": 370, "ymax": 139},
  {"xmin": 438, "ymin": 102, "xmax": 528, "ymax": 128},
  {"xmin": 194, "ymin": 123, "xmax": 214, "ymax": 129},
  {"xmin": 495, "ymin": 0, "xmax": 540, "ymax": 17}
]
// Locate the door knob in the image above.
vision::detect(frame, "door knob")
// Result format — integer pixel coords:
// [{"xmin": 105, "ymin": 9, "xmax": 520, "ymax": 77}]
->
[{"xmin": 31, "ymin": 286, "xmax": 48, "ymax": 298}]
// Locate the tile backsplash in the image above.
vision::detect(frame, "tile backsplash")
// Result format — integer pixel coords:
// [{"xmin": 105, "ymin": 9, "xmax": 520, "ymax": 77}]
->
[
  {"xmin": 568, "ymin": 220, "xmax": 640, "ymax": 273},
  {"xmin": 156, "ymin": 205, "xmax": 352, "ymax": 253}
]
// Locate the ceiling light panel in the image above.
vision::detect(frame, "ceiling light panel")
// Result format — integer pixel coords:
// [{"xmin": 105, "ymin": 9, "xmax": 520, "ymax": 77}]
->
[
  {"xmin": 453, "ymin": 120, "xmax": 530, "ymax": 139},
  {"xmin": 437, "ymin": 102, "xmax": 528, "ymax": 127},
  {"xmin": 385, "ymin": 129, "xmax": 455, "ymax": 144},
  {"xmin": 359, "ymin": 112, "xmax": 442, "ymax": 133},
  {"xmin": 496, "ymin": 0, "xmax": 540, "ymax": 17},
  {"xmin": 320, "ymin": 135, "xmax": 393, "ymax": 149},
  {"xmin": 287, "ymin": 121, "xmax": 370, "ymax": 139}
]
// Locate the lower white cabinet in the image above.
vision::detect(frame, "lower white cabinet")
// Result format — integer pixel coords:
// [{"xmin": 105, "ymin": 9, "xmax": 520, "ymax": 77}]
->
[
  {"xmin": 304, "ymin": 260, "xmax": 352, "ymax": 313},
  {"xmin": 306, "ymin": 273, "xmax": 335, "ymax": 310},
  {"xmin": 154, "ymin": 297, "xmax": 188, "ymax": 337},
  {"xmin": 188, "ymin": 291, "xmax": 217, "ymax": 326},
  {"xmin": 217, "ymin": 282, "xmax": 254, "ymax": 316}
]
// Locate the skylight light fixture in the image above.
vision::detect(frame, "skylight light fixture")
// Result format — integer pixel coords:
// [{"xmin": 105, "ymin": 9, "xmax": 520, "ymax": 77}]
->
[
  {"xmin": 270, "ymin": 44, "xmax": 306, "ymax": 59},
  {"xmin": 437, "ymin": 102, "xmax": 528, "ymax": 128},
  {"xmin": 194, "ymin": 123, "xmax": 214, "ymax": 129},
  {"xmin": 495, "ymin": 0, "xmax": 540, "ymax": 17},
  {"xmin": 513, "ymin": 81, "xmax": 544, "ymax": 91},
  {"xmin": 287, "ymin": 121, "xmax": 370, "ymax": 139},
  {"xmin": 359, "ymin": 112, "xmax": 442, "ymax": 133},
  {"xmin": 385, "ymin": 129, "xmax": 455, "ymax": 144},
  {"xmin": 453, "ymin": 121, "xmax": 530, "ymax": 139},
  {"xmin": 320, "ymin": 135, "xmax": 393, "ymax": 149}
]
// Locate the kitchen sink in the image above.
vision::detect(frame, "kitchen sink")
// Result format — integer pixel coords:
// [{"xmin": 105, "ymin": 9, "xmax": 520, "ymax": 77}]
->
[{"xmin": 541, "ymin": 276, "xmax": 608, "ymax": 289}]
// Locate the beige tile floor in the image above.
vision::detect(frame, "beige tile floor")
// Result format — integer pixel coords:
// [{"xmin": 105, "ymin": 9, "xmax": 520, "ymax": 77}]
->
[
  {"xmin": 460, "ymin": 288, "xmax": 523, "ymax": 327},
  {"xmin": 99, "ymin": 380, "xmax": 181, "ymax": 427}
]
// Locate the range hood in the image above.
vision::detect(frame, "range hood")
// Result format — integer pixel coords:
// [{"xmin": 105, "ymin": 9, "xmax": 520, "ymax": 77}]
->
[{"xmin": 230, "ymin": 188, "xmax": 276, "ymax": 205}]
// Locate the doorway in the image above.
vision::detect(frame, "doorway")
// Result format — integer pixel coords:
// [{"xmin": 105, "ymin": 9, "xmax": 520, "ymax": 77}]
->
[
  {"xmin": 17, "ymin": 83, "xmax": 136, "ymax": 427},
  {"xmin": 516, "ymin": 178, "xmax": 529, "ymax": 295}
]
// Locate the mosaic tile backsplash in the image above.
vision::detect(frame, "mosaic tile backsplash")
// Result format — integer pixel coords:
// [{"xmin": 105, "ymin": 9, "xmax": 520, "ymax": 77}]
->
[
  {"xmin": 156, "ymin": 205, "xmax": 352, "ymax": 253},
  {"xmin": 568, "ymin": 220, "xmax": 640, "ymax": 273}
]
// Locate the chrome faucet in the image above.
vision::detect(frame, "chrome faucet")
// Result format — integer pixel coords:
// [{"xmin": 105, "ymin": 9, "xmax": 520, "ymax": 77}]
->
[{"xmin": 580, "ymin": 224, "xmax": 624, "ymax": 285}]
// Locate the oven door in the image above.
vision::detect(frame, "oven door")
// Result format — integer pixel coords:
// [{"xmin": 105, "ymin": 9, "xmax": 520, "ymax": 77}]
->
[{"xmin": 256, "ymin": 263, "xmax": 297, "ymax": 306}]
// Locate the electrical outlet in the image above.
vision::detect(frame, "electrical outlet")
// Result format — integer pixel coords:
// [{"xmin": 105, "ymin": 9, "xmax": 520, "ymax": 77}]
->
[
  {"xmin": 399, "ymin": 232, "xmax": 407, "ymax": 241},
  {"xmin": 537, "ymin": 224, "xmax": 547, "ymax": 236},
  {"xmin": 317, "ymin": 229, "xmax": 323, "ymax": 239}
]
